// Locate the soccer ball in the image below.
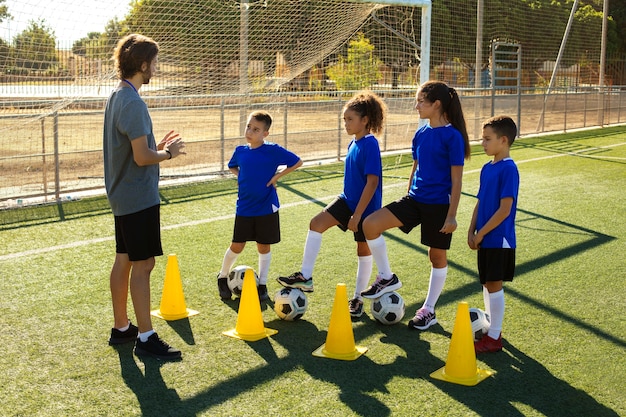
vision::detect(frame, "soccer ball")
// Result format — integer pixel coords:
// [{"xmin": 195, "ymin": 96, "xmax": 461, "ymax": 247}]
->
[
  {"xmin": 227, "ymin": 265, "xmax": 259, "ymax": 297},
  {"xmin": 273, "ymin": 287, "xmax": 308, "ymax": 321},
  {"xmin": 469, "ymin": 307, "xmax": 490, "ymax": 341},
  {"xmin": 371, "ymin": 291, "xmax": 405, "ymax": 325}
]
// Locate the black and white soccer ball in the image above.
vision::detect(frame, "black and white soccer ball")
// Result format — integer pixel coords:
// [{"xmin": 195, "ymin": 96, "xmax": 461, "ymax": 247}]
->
[
  {"xmin": 371, "ymin": 291, "xmax": 405, "ymax": 325},
  {"xmin": 273, "ymin": 287, "xmax": 308, "ymax": 321},
  {"xmin": 227, "ymin": 265, "xmax": 259, "ymax": 297},
  {"xmin": 469, "ymin": 307, "xmax": 490, "ymax": 341}
]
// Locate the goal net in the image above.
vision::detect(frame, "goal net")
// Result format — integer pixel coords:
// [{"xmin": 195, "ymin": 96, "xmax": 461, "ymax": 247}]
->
[{"xmin": 0, "ymin": 0, "xmax": 615, "ymax": 213}]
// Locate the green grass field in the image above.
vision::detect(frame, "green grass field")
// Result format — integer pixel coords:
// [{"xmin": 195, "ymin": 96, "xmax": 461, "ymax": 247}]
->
[{"xmin": 1, "ymin": 126, "xmax": 625, "ymax": 417}]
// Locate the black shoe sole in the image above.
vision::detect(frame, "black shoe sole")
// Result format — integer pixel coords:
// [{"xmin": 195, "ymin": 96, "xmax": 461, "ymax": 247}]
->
[
  {"xmin": 407, "ymin": 317, "xmax": 438, "ymax": 331},
  {"xmin": 276, "ymin": 279, "xmax": 314, "ymax": 292},
  {"xmin": 134, "ymin": 347, "xmax": 182, "ymax": 361},
  {"xmin": 361, "ymin": 281, "xmax": 402, "ymax": 299},
  {"xmin": 108, "ymin": 336, "xmax": 137, "ymax": 345}
]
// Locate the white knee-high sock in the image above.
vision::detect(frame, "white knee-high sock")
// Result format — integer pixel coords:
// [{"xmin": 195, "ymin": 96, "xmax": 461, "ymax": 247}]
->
[
  {"xmin": 219, "ymin": 247, "xmax": 239, "ymax": 278},
  {"xmin": 422, "ymin": 266, "xmax": 448, "ymax": 313},
  {"xmin": 301, "ymin": 230, "xmax": 322, "ymax": 279},
  {"xmin": 487, "ymin": 289, "xmax": 505, "ymax": 339},
  {"xmin": 366, "ymin": 235, "xmax": 393, "ymax": 280},
  {"xmin": 257, "ymin": 251, "xmax": 271, "ymax": 285},
  {"xmin": 354, "ymin": 255, "xmax": 373, "ymax": 299},
  {"xmin": 483, "ymin": 285, "xmax": 491, "ymax": 317}
]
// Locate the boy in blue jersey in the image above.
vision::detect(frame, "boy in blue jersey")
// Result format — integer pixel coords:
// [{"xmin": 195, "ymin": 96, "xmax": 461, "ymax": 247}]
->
[
  {"xmin": 468, "ymin": 115, "xmax": 520, "ymax": 353},
  {"xmin": 277, "ymin": 91, "xmax": 387, "ymax": 318},
  {"xmin": 217, "ymin": 111, "xmax": 302, "ymax": 301}
]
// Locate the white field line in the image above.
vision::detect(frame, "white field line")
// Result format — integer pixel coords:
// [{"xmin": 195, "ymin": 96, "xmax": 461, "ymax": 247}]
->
[{"xmin": 1, "ymin": 141, "xmax": 624, "ymax": 262}]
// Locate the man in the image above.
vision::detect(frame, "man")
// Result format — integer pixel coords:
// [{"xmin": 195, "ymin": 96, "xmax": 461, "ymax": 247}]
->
[{"xmin": 104, "ymin": 34, "xmax": 185, "ymax": 360}]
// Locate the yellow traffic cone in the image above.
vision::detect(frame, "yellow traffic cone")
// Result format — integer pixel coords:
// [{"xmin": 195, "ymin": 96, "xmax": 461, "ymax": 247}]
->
[
  {"xmin": 313, "ymin": 283, "xmax": 367, "ymax": 360},
  {"xmin": 430, "ymin": 301, "xmax": 493, "ymax": 386},
  {"xmin": 223, "ymin": 268, "xmax": 277, "ymax": 341},
  {"xmin": 151, "ymin": 254, "xmax": 199, "ymax": 321}
]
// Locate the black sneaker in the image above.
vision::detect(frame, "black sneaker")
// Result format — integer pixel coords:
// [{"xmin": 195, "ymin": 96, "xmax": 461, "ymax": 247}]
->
[
  {"xmin": 217, "ymin": 276, "xmax": 232, "ymax": 300},
  {"xmin": 108, "ymin": 323, "xmax": 138, "ymax": 345},
  {"xmin": 408, "ymin": 307, "xmax": 438, "ymax": 330},
  {"xmin": 361, "ymin": 274, "xmax": 402, "ymax": 299},
  {"xmin": 258, "ymin": 284, "xmax": 269, "ymax": 302},
  {"xmin": 348, "ymin": 298, "xmax": 364, "ymax": 318},
  {"xmin": 134, "ymin": 333, "xmax": 182, "ymax": 361},
  {"xmin": 276, "ymin": 271, "xmax": 314, "ymax": 292}
]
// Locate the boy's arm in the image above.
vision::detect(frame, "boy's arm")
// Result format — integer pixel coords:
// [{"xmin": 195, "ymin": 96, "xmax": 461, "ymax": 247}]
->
[
  {"xmin": 266, "ymin": 159, "xmax": 303, "ymax": 187},
  {"xmin": 471, "ymin": 197, "xmax": 514, "ymax": 247},
  {"xmin": 229, "ymin": 166, "xmax": 239, "ymax": 177},
  {"xmin": 440, "ymin": 165, "xmax": 463, "ymax": 234},
  {"xmin": 347, "ymin": 174, "xmax": 379, "ymax": 232}
]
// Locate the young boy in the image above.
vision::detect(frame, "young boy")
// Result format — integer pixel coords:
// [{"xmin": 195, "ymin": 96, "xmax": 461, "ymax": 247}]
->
[
  {"xmin": 217, "ymin": 111, "xmax": 302, "ymax": 301},
  {"xmin": 467, "ymin": 115, "xmax": 520, "ymax": 353}
]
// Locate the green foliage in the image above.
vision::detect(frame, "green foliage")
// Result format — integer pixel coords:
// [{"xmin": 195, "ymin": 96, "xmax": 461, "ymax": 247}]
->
[
  {"xmin": 0, "ymin": 0, "xmax": 10, "ymax": 23},
  {"xmin": 326, "ymin": 33, "xmax": 382, "ymax": 90},
  {"xmin": 72, "ymin": 19, "xmax": 125, "ymax": 60},
  {"xmin": 12, "ymin": 19, "xmax": 57, "ymax": 71}
]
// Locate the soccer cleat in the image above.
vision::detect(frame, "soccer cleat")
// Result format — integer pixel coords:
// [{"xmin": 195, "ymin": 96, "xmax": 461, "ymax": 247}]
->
[
  {"xmin": 217, "ymin": 275, "xmax": 232, "ymax": 300},
  {"xmin": 348, "ymin": 298, "xmax": 364, "ymax": 318},
  {"xmin": 108, "ymin": 322, "xmax": 138, "ymax": 345},
  {"xmin": 474, "ymin": 334, "xmax": 502, "ymax": 353},
  {"xmin": 360, "ymin": 274, "xmax": 402, "ymax": 299},
  {"xmin": 134, "ymin": 333, "xmax": 182, "ymax": 361},
  {"xmin": 408, "ymin": 307, "xmax": 438, "ymax": 330},
  {"xmin": 276, "ymin": 272, "xmax": 314, "ymax": 292},
  {"xmin": 258, "ymin": 284, "xmax": 270, "ymax": 302}
]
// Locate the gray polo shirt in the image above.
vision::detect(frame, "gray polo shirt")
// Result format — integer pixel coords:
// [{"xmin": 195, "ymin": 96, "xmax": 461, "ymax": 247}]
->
[{"xmin": 103, "ymin": 86, "xmax": 160, "ymax": 216}]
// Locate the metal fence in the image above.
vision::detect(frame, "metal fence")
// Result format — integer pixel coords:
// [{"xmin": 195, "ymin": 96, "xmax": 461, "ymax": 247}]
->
[{"xmin": 1, "ymin": 86, "xmax": 625, "ymax": 208}]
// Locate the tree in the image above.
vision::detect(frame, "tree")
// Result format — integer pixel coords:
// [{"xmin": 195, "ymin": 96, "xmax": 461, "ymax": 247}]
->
[
  {"xmin": 72, "ymin": 18, "xmax": 125, "ymax": 61},
  {"xmin": 72, "ymin": 32, "xmax": 102, "ymax": 57},
  {"xmin": 12, "ymin": 20, "xmax": 58, "ymax": 72},
  {"xmin": 326, "ymin": 33, "xmax": 382, "ymax": 90},
  {"xmin": 0, "ymin": 0, "xmax": 11, "ymax": 24}
]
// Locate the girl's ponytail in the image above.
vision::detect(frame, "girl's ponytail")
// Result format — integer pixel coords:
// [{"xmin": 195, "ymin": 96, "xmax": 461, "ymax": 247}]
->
[{"xmin": 446, "ymin": 87, "xmax": 470, "ymax": 159}]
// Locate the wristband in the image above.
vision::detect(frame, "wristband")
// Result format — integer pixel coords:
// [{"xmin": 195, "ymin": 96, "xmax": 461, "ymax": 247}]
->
[{"xmin": 165, "ymin": 149, "xmax": 172, "ymax": 159}]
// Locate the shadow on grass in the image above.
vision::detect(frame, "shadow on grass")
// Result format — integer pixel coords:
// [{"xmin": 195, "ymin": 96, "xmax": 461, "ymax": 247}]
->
[
  {"xmin": 425, "ymin": 333, "xmax": 621, "ymax": 417},
  {"xmin": 108, "ymin": 165, "xmax": 621, "ymax": 415},
  {"xmin": 113, "ymin": 343, "xmax": 192, "ymax": 417},
  {"xmin": 116, "ymin": 319, "xmax": 619, "ymax": 417}
]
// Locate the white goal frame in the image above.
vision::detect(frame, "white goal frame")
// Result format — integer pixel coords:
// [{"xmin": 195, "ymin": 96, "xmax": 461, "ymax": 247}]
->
[{"xmin": 350, "ymin": 0, "xmax": 431, "ymax": 86}]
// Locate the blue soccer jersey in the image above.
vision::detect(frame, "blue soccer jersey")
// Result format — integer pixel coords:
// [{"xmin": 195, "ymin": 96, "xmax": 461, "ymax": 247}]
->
[
  {"xmin": 409, "ymin": 124, "xmax": 466, "ymax": 205},
  {"xmin": 476, "ymin": 158, "xmax": 520, "ymax": 248},
  {"xmin": 228, "ymin": 141, "xmax": 301, "ymax": 217},
  {"xmin": 339, "ymin": 134, "xmax": 383, "ymax": 217}
]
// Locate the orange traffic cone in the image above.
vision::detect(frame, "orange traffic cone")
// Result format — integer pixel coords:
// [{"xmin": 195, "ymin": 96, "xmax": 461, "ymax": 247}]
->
[
  {"xmin": 430, "ymin": 302, "xmax": 493, "ymax": 386},
  {"xmin": 151, "ymin": 254, "xmax": 199, "ymax": 321},
  {"xmin": 313, "ymin": 283, "xmax": 367, "ymax": 360},
  {"xmin": 223, "ymin": 268, "xmax": 277, "ymax": 341}
]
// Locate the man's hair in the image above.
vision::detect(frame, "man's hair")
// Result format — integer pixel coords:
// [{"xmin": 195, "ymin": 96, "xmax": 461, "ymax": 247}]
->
[
  {"xmin": 483, "ymin": 115, "xmax": 517, "ymax": 146},
  {"xmin": 114, "ymin": 34, "xmax": 159, "ymax": 80},
  {"xmin": 249, "ymin": 110, "xmax": 273, "ymax": 131}
]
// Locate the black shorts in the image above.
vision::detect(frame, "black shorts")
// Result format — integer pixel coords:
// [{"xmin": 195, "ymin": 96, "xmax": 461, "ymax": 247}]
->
[
  {"xmin": 477, "ymin": 248, "xmax": 516, "ymax": 284},
  {"xmin": 233, "ymin": 212, "xmax": 280, "ymax": 244},
  {"xmin": 385, "ymin": 195, "xmax": 452, "ymax": 249},
  {"xmin": 325, "ymin": 197, "xmax": 366, "ymax": 242},
  {"xmin": 114, "ymin": 205, "xmax": 163, "ymax": 262}
]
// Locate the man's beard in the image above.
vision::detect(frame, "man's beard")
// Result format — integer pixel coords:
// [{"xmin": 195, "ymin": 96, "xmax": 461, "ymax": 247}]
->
[{"xmin": 142, "ymin": 69, "xmax": 152, "ymax": 84}]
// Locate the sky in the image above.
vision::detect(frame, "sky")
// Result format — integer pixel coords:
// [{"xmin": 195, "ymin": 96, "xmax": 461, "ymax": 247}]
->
[{"xmin": 0, "ymin": 0, "xmax": 131, "ymax": 45}]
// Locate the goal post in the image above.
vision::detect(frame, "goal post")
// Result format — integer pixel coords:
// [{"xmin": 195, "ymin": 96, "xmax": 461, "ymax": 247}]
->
[{"xmin": 349, "ymin": 0, "xmax": 431, "ymax": 86}]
